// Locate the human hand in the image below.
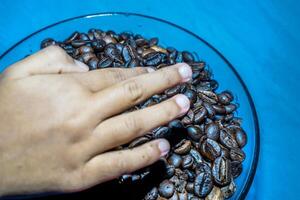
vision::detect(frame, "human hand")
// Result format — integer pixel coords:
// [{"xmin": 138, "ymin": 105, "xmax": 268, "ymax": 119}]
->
[{"xmin": 0, "ymin": 46, "xmax": 191, "ymax": 197}]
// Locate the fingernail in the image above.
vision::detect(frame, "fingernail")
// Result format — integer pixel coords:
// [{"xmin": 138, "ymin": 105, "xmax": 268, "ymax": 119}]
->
[
  {"xmin": 178, "ymin": 63, "xmax": 192, "ymax": 82},
  {"xmin": 75, "ymin": 60, "xmax": 89, "ymax": 72},
  {"xmin": 175, "ymin": 94, "xmax": 190, "ymax": 114},
  {"xmin": 147, "ymin": 67, "xmax": 155, "ymax": 73},
  {"xmin": 158, "ymin": 139, "xmax": 170, "ymax": 157}
]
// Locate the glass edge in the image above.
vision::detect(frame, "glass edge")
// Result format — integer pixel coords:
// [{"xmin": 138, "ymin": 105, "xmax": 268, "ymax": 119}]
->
[{"xmin": 0, "ymin": 11, "xmax": 260, "ymax": 200}]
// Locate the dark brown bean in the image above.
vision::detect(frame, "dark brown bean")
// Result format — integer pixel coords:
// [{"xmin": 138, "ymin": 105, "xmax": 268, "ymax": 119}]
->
[
  {"xmin": 168, "ymin": 153, "xmax": 182, "ymax": 168},
  {"xmin": 182, "ymin": 51, "xmax": 194, "ymax": 62},
  {"xmin": 220, "ymin": 129, "xmax": 239, "ymax": 149},
  {"xmin": 235, "ymin": 128, "xmax": 247, "ymax": 148},
  {"xmin": 174, "ymin": 139, "xmax": 192, "ymax": 155},
  {"xmin": 205, "ymin": 123, "xmax": 220, "ymax": 141},
  {"xmin": 229, "ymin": 148, "xmax": 245, "ymax": 162},
  {"xmin": 212, "ymin": 157, "xmax": 231, "ymax": 186},
  {"xmin": 182, "ymin": 155, "xmax": 194, "ymax": 169},
  {"xmin": 145, "ymin": 187, "xmax": 159, "ymax": 200},
  {"xmin": 200, "ymin": 139, "xmax": 221, "ymax": 161},
  {"xmin": 158, "ymin": 180, "xmax": 175, "ymax": 198},
  {"xmin": 221, "ymin": 180, "xmax": 236, "ymax": 198},
  {"xmin": 231, "ymin": 161, "xmax": 243, "ymax": 178},
  {"xmin": 187, "ymin": 125, "xmax": 202, "ymax": 141},
  {"xmin": 194, "ymin": 171, "xmax": 213, "ymax": 198}
]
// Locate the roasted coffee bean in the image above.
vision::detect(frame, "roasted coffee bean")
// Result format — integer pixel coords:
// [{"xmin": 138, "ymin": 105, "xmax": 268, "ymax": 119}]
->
[
  {"xmin": 189, "ymin": 149, "xmax": 203, "ymax": 165},
  {"xmin": 203, "ymin": 102, "xmax": 216, "ymax": 118},
  {"xmin": 234, "ymin": 128, "xmax": 247, "ymax": 148},
  {"xmin": 174, "ymin": 139, "xmax": 192, "ymax": 155},
  {"xmin": 149, "ymin": 37, "xmax": 159, "ymax": 46},
  {"xmin": 197, "ymin": 90, "xmax": 218, "ymax": 104},
  {"xmin": 169, "ymin": 192, "xmax": 179, "ymax": 200},
  {"xmin": 187, "ymin": 125, "xmax": 202, "ymax": 141},
  {"xmin": 87, "ymin": 57, "xmax": 99, "ymax": 70},
  {"xmin": 158, "ymin": 180, "xmax": 175, "ymax": 198},
  {"xmin": 145, "ymin": 187, "xmax": 159, "ymax": 200},
  {"xmin": 78, "ymin": 45, "xmax": 94, "ymax": 54},
  {"xmin": 182, "ymin": 155, "xmax": 194, "ymax": 169},
  {"xmin": 103, "ymin": 34, "xmax": 117, "ymax": 44},
  {"xmin": 64, "ymin": 31, "xmax": 79, "ymax": 44},
  {"xmin": 41, "ymin": 38, "xmax": 56, "ymax": 48},
  {"xmin": 212, "ymin": 157, "xmax": 231, "ymax": 186},
  {"xmin": 143, "ymin": 52, "xmax": 163, "ymax": 66},
  {"xmin": 128, "ymin": 136, "xmax": 151, "ymax": 148},
  {"xmin": 71, "ymin": 40, "xmax": 88, "ymax": 48},
  {"xmin": 168, "ymin": 119, "xmax": 184, "ymax": 129},
  {"xmin": 168, "ymin": 153, "xmax": 182, "ymax": 168},
  {"xmin": 178, "ymin": 191, "xmax": 188, "ymax": 200},
  {"xmin": 151, "ymin": 45, "xmax": 168, "ymax": 54},
  {"xmin": 205, "ymin": 187, "xmax": 224, "ymax": 200},
  {"xmin": 186, "ymin": 182, "xmax": 194, "ymax": 193},
  {"xmin": 212, "ymin": 104, "xmax": 226, "ymax": 115},
  {"xmin": 91, "ymin": 40, "xmax": 106, "ymax": 51},
  {"xmin": 220, "ymin": 180, "xmax": 236, "ymax": 198},
  {"xmin": 79, "ymin": 33, "xmax": 89, "ymax": 41},
  {"xmin": 182, "ymin": 109, "xmax": 195, "ymax": 125},
  {"xmin": 182, "ymin": 51, "xmax": 194, "ymax": 62},
  {"xmin": 184, "ymin": 89, "xmax": 197, "ymax": 104},
  {"xmin": 218, "ymin": 91, "xmax": 233, "ymax": 105},
  {"xmin": 229, "ymin": 148, "xmax": 245, "ymax": 162},
  {"xmin": 185, "ymin": 169, "xmax": 196, "ymax": 182},
  {"xmin": 219, "ymin": 129, "xmax": 238, "ymax": 149},
  {"xmin": 165, "ymin": 85, "xmax": 181, "ymax": 97},
  {"xmin": 195, "ymin": 162, "xmax": 211, "ymax": 175},
  {"xmin": 194, "ymin": 171, "xmax": 213, "ymax": 198},
  {"xmin": 154, "ymin": 126, "xmax": 171, "ymax": 139},
  {"xmin": 200, "ymin": 139, "xmax": 221, "ymax": 161},
  {"xmin": 205, "ymin": 123, "xmax": 220, "ymax": 141},
  {"xmin": 104, "ymin": 43, "xmax": 122, "ymax": 63},
  {"xmin": 165, "ymin": 164, "xmax": 176, "ymax": 178},
  {"xmin": 98, "ymin": 57, "xmax": 112, "ymax": 68},
  {"xmin": 80, "ymin": 53, "xmax": 95, "ymax": 63},
  {"xmin": 193, "ymin": 106, "xmax": 207, "ymax": 124},
  {"xmin": 224, "ymin": 103, "xmax": 237, "ymax": 114},
  {"xmin": 231, "ymin": 161, "xmax": 243, "ymax": 178}
]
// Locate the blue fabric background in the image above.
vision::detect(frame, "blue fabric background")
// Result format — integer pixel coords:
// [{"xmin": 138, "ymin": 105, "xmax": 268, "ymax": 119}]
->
[{"xmin": 0, "ymin": 0, "xmax": 299, "ymax": 199}]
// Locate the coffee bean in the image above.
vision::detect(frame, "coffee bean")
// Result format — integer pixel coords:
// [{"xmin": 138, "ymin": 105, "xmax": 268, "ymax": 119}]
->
[
  {"xmin": 184, "ymin": 89, "xmax": 197, "ymax": 104},
  {"xmin": 158, "ymin": 180, "xmax": 175, "ymax": 198},
  {"xmin": 234, "ymin": 128, "xmax": 247, "ymax": 148},
  {"xmin": 168, "ymin": 120, "xmax": 184, "ymax": 129},
  {"xmin": 87, "ymin": 57, "xmax": 99, "ymax": 70},
  {"xmin": 193, "ymin": 106, "xmax": 207, "ymax": 123},
  {"xmin": 149, "ymin": 37, "xmax": 159, "ymax": 46},
  {"xmin": 145, "ymin": 187, "xmax": 159, "ymax": 200},
  {"xmin": 128, "ymin": 136, "xmax": 151, "ymax": 148},
  {"xmin": 98, "ymin": 57, "xmax": 112, "ymax": 68},
  {"xmin": 168, "ymin": 153, "xmax": 182, "ymax": 168},
  {"xmin": 182, "ymin": 51, "xmax": 194, "ymax": 62},
  {"xmin": 41, "ymin": 38, "xmax": 56, "ymax": 48},
  {"xmin": 186, "ymin": 182, "xmax": 194, "ymax": 193},
  {"xmin": 212, "ymin": 157, "xmax": 231, "ymax": 186},
  {"xmin": 64, "ymin": 31, "xmax": 80, "ymax": 44},
  {"xmin": 218, "ymin": 91, "xmax": 233, "ymax": 105},
  {"xmin": 194, "ymin": 171, "xmax": 213, "ymax": 198},
  {"xmin": 182, "ymin": 155, "xmax": 194, "ymax": 169},
  {"xmin": 200, "ymin": 138, "xmax": 221, "ymax": 161},
  {"xmin": 187, "ymin": 125, "xmax": 202, "ymax": 141},
  {"xmin": 205, "ymin": 187, "xmax": 224, "ymax": 200},
  {"xmin": 231, "ymin": 161, "xmax": 243, "ymax": 178},
  {"xmin": 221, "ymin": 180, "xmax": 236, "ymax": 198},
  {"xmin": 220, "ymin": 129, "xmax": 238, "ymax": 149},
  {"xmin": 205, "ymin": 123, "xmax": 220, "ymax": 141},
  {"xmin": 174, "ymin": 139, "xmax": 192, "ymax": 155},
  {"xmin": 165, "ymin": 164, "xmax": 175, "ymax": 178},
  {"xmin": 229, "ymin": 148, "xmax": 245, "ymax": 162},
  {"xmin": 189, "ymin": 149, "xmax": 203, "ymax": 165}
]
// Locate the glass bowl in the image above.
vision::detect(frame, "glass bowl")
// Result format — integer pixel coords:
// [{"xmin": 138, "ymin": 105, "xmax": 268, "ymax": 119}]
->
[{"xmin": 0, "ymin": 12, "xmax": 259, "ymax": 200}]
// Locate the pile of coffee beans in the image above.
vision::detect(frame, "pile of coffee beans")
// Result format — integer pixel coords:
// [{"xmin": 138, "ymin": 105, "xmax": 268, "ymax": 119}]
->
[{"xmin": 41, "ymin": 29, "xmax": 247, "ymax": 200}]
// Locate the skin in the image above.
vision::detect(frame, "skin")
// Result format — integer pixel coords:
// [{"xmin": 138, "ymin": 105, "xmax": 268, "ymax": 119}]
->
[{"xmin": 0, "ymin": 46, "xmax": 192, "ymax": 197}]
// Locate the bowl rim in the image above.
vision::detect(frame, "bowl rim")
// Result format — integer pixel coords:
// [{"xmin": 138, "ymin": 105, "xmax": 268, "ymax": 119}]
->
[{"xmin": 0, "ymin": 12, "xmax": 260, "ymax": 199}]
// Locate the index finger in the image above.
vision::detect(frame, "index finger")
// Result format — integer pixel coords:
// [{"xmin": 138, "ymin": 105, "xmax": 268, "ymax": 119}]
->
[{"xmin": 90, "ymin": 63, "xmax": 192, "ymax": 120}]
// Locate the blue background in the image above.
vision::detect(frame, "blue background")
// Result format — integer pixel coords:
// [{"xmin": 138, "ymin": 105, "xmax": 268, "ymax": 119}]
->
[{"xmin": 0, "ymin": 0, "xmax": 299, "ymax": 199}]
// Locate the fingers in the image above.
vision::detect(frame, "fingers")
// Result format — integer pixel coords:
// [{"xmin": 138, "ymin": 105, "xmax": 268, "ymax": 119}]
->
[
  {"xmin": 82, "ymin": 139, "xmax": 170, "ymax": 187},
  {"xmin": 4, "ymin": 46, "xmax": 89, "ymax": 79},
  {"xmin": 70, "ymin": 67, "xmax": 152, "ymax": 92},
  {"xmin": 90, "ymin": 63, "xmax": 192, "ymax": 120},
  {"xmin": 86, "ymin": 94, "xmax": 189, "ymax": 155}
]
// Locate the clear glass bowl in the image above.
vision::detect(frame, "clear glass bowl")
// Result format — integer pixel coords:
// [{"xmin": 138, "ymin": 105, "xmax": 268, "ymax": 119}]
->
[{"xmin": 0, "ymin": 12, "xmax": 259, "ymax": 200}]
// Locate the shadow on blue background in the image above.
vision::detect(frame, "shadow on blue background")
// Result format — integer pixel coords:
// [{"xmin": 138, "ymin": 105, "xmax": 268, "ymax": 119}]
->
[{"xmin": 0, "ymin": 0, "xmax": 299, "ymax": 199}]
